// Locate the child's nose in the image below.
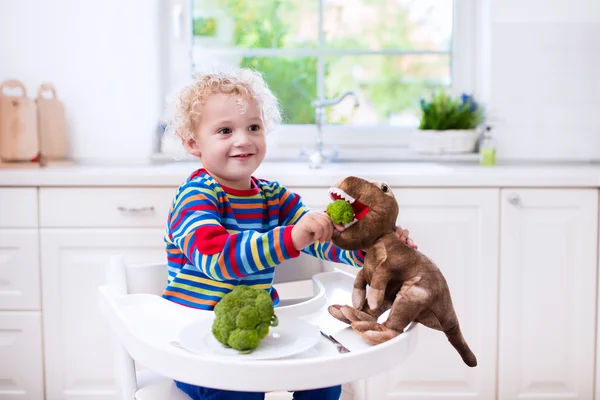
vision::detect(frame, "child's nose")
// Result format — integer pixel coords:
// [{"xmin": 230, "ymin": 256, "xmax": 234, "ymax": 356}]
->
[{"xmin": 233, "ymin": 131, "xmax": 252, "ymax": 147}]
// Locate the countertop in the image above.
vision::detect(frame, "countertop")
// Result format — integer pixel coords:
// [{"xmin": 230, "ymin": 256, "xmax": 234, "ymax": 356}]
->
[{"xmin": 1, "ymin": 161, "xmax": 600, "ymax": 188}]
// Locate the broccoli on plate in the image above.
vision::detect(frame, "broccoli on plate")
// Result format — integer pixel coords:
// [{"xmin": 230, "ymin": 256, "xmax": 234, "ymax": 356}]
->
[{"xmin": 211, "ymin": 285, "xmax": 279, "ymax": 353}]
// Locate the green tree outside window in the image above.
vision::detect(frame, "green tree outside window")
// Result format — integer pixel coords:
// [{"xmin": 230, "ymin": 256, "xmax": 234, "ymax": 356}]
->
[{"xmin": 192, "ymin": 0, "xmax": 451, "ymax": 125}]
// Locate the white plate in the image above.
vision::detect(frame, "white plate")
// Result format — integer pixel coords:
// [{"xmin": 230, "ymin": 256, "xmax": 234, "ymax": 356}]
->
[{"xmin": 178, "ymin": 315, "xmax": 320, "ymax": 360}]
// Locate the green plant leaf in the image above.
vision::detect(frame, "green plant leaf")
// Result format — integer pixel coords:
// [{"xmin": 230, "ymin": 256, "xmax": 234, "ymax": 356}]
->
[{"xmin": 418, "ymin": 91, "xmax": 484, "ymax": 130}]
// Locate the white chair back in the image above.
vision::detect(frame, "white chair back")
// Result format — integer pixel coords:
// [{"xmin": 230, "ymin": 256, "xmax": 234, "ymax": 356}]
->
[
  {"xmin": 105, "ymin": 253, "xmax": 325, "ymax": 400},
  {"xmin": 115, "ymin": 252, "xmax": 324, "ymax": 296},
  {"xmin": 124, "ymin": 263, "xmax": 169, "ymax": 295}
]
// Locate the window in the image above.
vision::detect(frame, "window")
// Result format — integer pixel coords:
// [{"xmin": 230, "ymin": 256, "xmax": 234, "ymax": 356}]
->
[{"xmin": 160, "ymin": 0, "xmax": 479, "ymax": 159}]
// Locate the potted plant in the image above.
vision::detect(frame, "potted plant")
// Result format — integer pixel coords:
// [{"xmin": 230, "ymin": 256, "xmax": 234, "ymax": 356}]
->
[{"xmin": 409, "ymin": 92, "xmax": 485, "ymax": 154}]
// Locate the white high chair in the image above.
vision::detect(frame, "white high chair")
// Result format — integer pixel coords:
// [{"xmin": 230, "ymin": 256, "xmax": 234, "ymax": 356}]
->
[
  {"xmin": 100, "ymin": 254, "xmax": 417, "ymax": 400},
  {"xmin": 104, "ymin": 256, "xmax": 185, "ymax": 400},
  {"xmin": 103, "ymin": 254, "xmax": 340, "ymax": 400}
]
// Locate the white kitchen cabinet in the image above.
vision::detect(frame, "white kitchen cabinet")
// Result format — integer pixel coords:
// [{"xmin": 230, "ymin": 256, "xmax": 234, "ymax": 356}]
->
[
  {"xmin": 0, "ymin": 312, "xmax": 44, "ymax": 399},
  {"xmin": 0, "ymin": 230, "xmax": 40, "ymax": 310},
  {"xmin": 498, "ymin": 189, "xmax": 598, "ymax": 400},
  {"xmin": 0, "ymin": 189, "xmax": 44, "ymax": 400},
  {"xmin": 40, "ymin": 229, "xmax": 165, "ymax": 400},
  {"xmin": 0, "ymin": 188, "xmax": 38, "ymax": 228},
  {"xmin": 39, "ymin": 188, "xmax": 175, "ymax": 228},
  {"xmin": 2, "ymin": 180, "xmax": 597, "ymax": 400}
]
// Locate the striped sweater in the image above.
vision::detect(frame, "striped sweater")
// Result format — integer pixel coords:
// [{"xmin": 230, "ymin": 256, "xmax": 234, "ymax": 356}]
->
[{"xmin": 162, "ymin": 168, "xmax": 364, "ymax": 309}]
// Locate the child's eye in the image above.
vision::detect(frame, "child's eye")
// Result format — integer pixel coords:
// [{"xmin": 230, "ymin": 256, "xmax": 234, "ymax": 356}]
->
[
  {"xmin": 217, "ymin": 128, "xmax": 232, "ymax": 134},
  {"xmin": 248, "ymin": 124, "xmax": 261, "ymax": 132}
]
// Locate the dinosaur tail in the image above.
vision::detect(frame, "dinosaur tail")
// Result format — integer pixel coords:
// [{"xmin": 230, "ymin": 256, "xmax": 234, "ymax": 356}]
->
[{"xmin": 444, "ymin": 323, "xmax": 477, "ymax": 367}]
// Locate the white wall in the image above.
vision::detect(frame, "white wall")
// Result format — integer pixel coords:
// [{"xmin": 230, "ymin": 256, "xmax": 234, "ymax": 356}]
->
[
  {"xmin": 486, "ymin": 0, "xmax": 600, "ymax": 161},
  {"xmin": 0, "ymin": 0, "xmax": 162, "ymax": 163},
  {"xmin": 1, "ymin": 0, "xmax": 599, "ymax": 163}
]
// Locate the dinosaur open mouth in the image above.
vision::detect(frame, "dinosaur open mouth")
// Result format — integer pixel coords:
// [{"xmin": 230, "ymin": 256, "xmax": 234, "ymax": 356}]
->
[{"xmin": 328, "ymin": 187, "xmax": 370, "ymax": 227}]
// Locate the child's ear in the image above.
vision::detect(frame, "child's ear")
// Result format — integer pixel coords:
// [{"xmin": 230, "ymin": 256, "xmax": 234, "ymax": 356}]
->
[{"xmin": 183, "ymin": 136, "xmax": 202, "ymax": 157}]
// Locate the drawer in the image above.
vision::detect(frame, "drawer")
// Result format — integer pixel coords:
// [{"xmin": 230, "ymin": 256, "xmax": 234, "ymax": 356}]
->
[
  {"xmin": 0, "ymin": 230, "xmax": 40, "ymax": 310},
  {"xmin": 40, "ymin": 188, "xmax": 176, "ymax": 227},
  {"xmin": 0, "ymin": 188, "xmax": 38, "ymax": 227},
  {"xmin": 0, "ymin": 311, "xmax": 44, "ymax": 399}
]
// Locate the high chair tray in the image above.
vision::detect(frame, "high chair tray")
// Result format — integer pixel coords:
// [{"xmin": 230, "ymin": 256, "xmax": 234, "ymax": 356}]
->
[{"xmin": 99, "ymin": 270, "xmax": 418, "ymax": 392}]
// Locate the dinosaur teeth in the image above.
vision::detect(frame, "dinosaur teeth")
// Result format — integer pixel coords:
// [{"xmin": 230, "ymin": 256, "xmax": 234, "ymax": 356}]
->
[
  {"xmin": 343, "ymin": 218, "xmax": 358, "ymax": 229},
  {"xmin": 328, "ymin": 187, "xmax": 356, "ymax": 204}
]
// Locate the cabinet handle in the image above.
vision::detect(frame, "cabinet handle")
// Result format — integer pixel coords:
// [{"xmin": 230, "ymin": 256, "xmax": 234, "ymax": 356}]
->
[
  {"xmin": 117, "ymin": 206, "xmax": 155, "ymax": 214},
  {"xmin": 507, "ymin": 193, "xmax": 520, "ymax": 205}
]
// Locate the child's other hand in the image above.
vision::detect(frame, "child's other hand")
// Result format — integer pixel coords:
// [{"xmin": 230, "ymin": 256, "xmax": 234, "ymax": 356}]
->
[
  {"xmin": 291, "ymin": 212, "xmax": 334, "ymax": 250},
  {"xmin": 396, "ymin": 225, "xmax": 418, "ymax": 249}
]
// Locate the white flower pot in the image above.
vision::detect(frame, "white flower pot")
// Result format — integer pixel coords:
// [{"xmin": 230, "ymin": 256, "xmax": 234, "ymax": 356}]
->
[{"xmin": 409, "ymin": 129, "xmax": 479, "ymax": 154}]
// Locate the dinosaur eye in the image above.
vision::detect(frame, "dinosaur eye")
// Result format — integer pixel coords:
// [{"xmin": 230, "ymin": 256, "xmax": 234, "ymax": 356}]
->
[{"xmin": 381, "ymin": 183, "xmax": 389, "ymax": 193}]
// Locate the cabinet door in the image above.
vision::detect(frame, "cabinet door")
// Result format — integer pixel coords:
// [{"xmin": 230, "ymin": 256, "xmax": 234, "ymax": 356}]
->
[
  {"xmin": 40, "ymin": 229, "xmax": 165, "ymax": 400},
  {"xmin": 0, "ymin": 312, "xmax": 44, "ymax": 399},
  {"xmin": 366, "ymin": 189, "xmax": 500, "ymax": 400},
  {"xmin": 0, "ymin": 230, "xmax": 40, "ymax": 310},
  {"xmin": 499, "ymin": 189, "xmax": 598, "ymax": 400}
]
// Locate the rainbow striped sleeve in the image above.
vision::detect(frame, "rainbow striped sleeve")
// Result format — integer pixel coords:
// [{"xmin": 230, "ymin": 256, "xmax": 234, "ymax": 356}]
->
[
  {"xmin": 277, "ymin": 185, "xmax": 365, "ymax": 268},
  {"xmin": 167, "ymin": 182, "xmax": 301, "ymax": 281}
]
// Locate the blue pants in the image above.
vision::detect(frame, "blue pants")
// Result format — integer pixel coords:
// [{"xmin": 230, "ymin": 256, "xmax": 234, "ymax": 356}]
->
[{"xmin": 175, "ymin": 380, "xmax": 342, "ymax": 400}]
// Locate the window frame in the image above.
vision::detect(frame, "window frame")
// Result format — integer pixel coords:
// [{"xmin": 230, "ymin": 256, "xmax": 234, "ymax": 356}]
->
[{"xmin": 159, "ymin": 0, "xmax": 482, "ymax": 160}]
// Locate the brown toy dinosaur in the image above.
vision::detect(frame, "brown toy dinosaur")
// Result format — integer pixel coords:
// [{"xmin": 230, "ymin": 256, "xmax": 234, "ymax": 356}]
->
[{"xmin": 327, "ymin": 176, "xmax": 477, "ymax": 367}]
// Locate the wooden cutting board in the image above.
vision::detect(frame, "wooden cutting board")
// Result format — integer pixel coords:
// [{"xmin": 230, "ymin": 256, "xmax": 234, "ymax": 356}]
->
[
  {"xmin": 37, "ymin": 83, "xmax": 68, "ymax": 161},
  {"xmin": 0, "ymin": 79, "xmax": 39, "ymax": 161}
]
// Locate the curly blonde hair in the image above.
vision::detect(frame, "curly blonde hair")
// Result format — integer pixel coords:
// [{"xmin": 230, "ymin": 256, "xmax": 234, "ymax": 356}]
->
[{"xmin": 165, "ymin": 68, "xmax": 282, "ymax": 142}]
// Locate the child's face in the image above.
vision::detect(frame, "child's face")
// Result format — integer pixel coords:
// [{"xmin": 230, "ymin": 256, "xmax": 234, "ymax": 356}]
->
[{"xmin": 184, "ymin": 92, "xmax": 267, "ymax": 190}]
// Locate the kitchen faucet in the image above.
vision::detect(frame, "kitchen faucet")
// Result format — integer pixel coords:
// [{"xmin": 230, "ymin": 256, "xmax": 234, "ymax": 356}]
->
[{"xmin": 304, "ymin": 90, "xmax": 360, "ymax": 169}]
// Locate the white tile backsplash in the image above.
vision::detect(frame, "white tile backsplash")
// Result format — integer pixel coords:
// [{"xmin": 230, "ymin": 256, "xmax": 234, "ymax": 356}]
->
[
  {"xmin": 492, "ymin": 0, "xmax": 600, "ymax": 23},
  {"xmin": 487, "ymin": 11, "xmax": 600, "ymax": 160},
  {"xmin": 0, "ymin": 0, "xmax": 162, "ymax": 163}
]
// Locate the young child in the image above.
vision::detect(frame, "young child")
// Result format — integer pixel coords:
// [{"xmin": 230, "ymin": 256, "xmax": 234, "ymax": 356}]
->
[{"xmin": 162, "ymin": 68, "xmax": 416, "ymax": 400}]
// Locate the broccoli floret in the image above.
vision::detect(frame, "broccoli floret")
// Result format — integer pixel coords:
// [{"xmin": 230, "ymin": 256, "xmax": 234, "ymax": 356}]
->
[
  {"xmin": 326, "ymin": 199, "xmax": 355, "ymax": 224},
  {"xmin": 228, "ymin": 329, "xmax": 260, "ymax": 351},
  {"xmin": 211, "ymin": 285, "xmax": 279, "ymax": 353}
]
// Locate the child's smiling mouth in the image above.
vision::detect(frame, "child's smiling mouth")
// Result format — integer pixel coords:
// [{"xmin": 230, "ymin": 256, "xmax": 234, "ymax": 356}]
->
[{"xmin": 230, "ymin": 153, "xmax": 254, "ymax": 160}]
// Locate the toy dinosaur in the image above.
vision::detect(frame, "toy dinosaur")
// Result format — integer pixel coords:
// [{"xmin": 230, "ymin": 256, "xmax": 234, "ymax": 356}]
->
[{"xmin": 326, "ymin": 176, "xmax": 477, "ymax": 367}]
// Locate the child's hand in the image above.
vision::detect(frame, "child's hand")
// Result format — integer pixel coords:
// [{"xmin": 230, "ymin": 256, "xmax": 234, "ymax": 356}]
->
[
  {"xmin": 291, "ymin": 212, "xmax": 334, "ymax": 250},
  {"xmin": 396, "ymin": 225, "xmax": 418, "ymax": 249}
]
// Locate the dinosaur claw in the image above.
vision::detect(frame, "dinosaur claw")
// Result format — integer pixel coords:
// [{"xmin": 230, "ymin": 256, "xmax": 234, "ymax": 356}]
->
[
  {"xmin": 352, "ymin": 321, "xmax": 401, "ymax": 345},
  {"xmin": 352, "ymin": 288, "xmax": 366, "ymax": 309},
  {"xmin": 341, "ymin": 306, "xmax": 376, "ymax": 323},
  {"xmin": 367, "ymin": 288, "xmax": 384, "ymax": 310},
  {"xmin": 328, "ymin": 305, "xmax": 351, "ymax": 324}
]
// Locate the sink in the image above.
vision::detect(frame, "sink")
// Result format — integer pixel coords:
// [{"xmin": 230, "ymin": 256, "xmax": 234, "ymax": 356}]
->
[
  {"xmin": 257, "ymin": 161, "xmax": 454, "ymax": 175},
  {"xmin": 150, "ymin": 159, "xmax": 456, "ymax": 178}
]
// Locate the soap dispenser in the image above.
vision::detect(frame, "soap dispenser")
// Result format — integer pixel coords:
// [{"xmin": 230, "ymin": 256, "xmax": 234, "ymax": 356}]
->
[{"xmin": 479, "ymin": 126, "xmax": 496, "ymax": 166}]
